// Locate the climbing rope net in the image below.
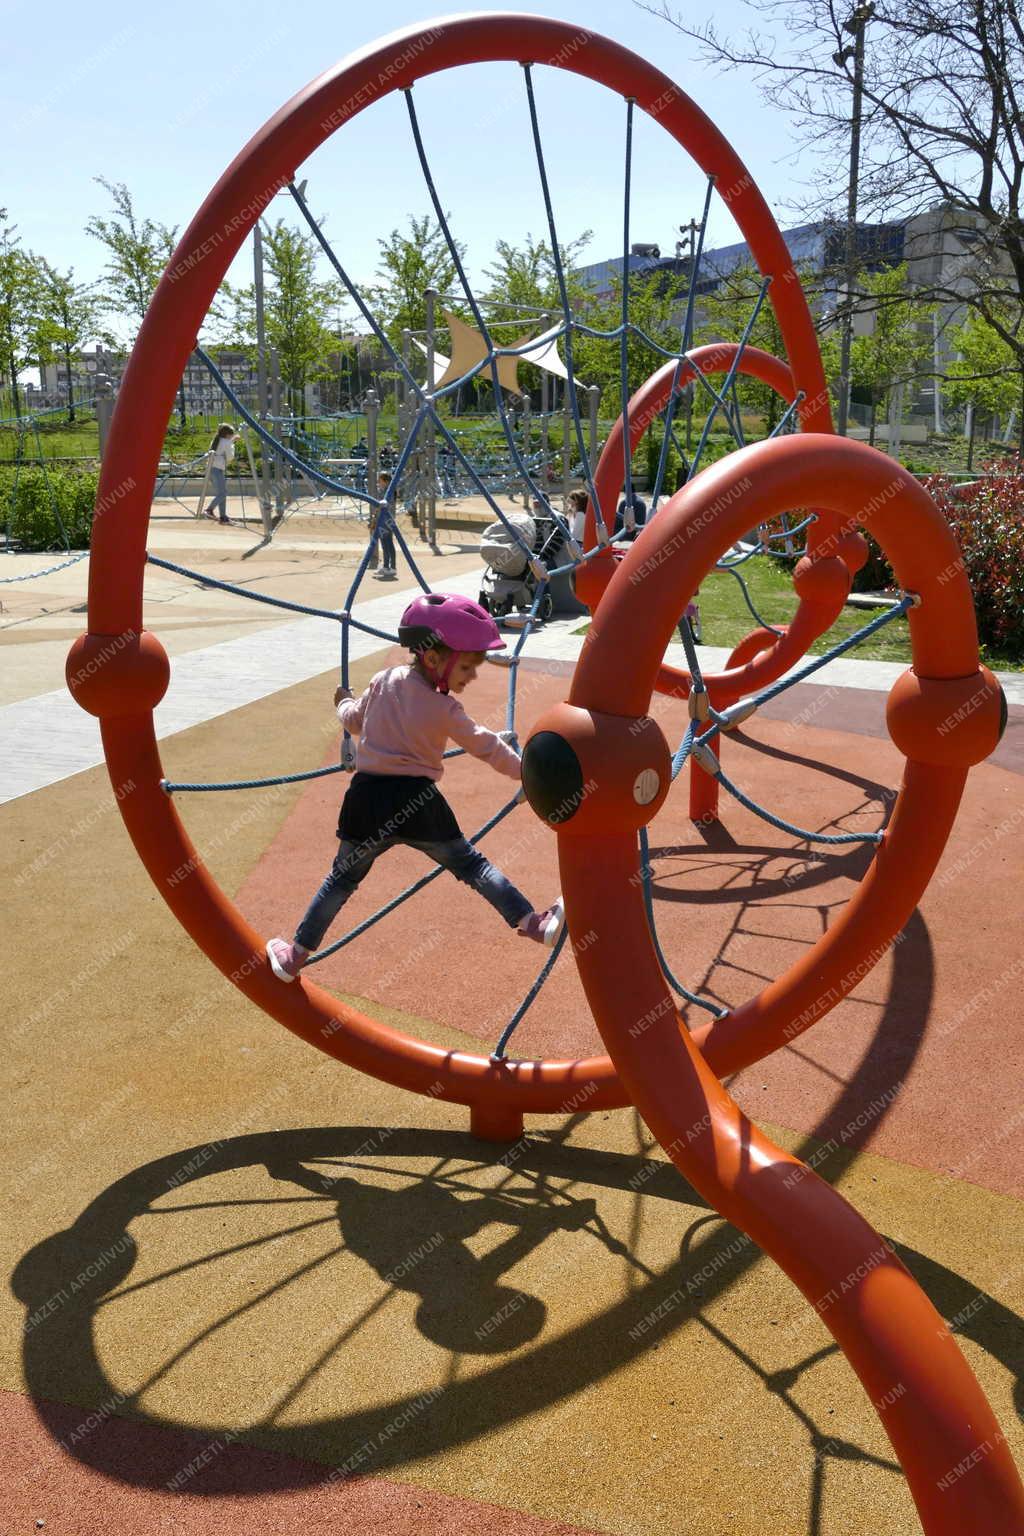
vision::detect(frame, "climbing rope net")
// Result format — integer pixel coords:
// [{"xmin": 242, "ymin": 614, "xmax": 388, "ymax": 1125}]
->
[{"xmin": 142, "ymin": 62, "xmax": 915, "ymax": 1061}]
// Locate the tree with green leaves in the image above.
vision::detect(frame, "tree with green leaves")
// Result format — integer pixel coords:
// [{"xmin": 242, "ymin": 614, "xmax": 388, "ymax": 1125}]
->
[
  {"xmin": 85, "ymin": 177, "xmax": 177, "ymax": 332},
  {"xmin": 645, "ymin": 0, "xmax": 1024, "ymax": 452},
  {"xmin": 481, "ymin": 233, "xmax": 592, "ymax": 406},
  {"xmin": 366, "ymin": 214, "xmax": 466, "ymax": 347},
  {"xmin": 86, "ymin": 177, "xmax": 180, "ymax": 419},
  {"xmin": 220, "ymin": 219, "xmax": 342, "ymax": 414},
  {"xmin": 34, "ymin": 262, "xmax": 106, "ymax": 423},
  {"xmin": 0, "ymin": 210, "xmax": 43, "ymax": 420},
  {"xmin": 568, "ymin": 264, "xmax": 691, "ymax": 487},
  {"xmin": 573, "ymin": 264, "xmax": 690, "ymax": 409},
  {"xmin": 482, "ymin": 233, "xmax": 592, "ymax": 315},
  {"xmin": 944, "ymin": 306, "xmax": 1022, "ymax": 466},
  {"xmin": 696, "ymin": 260, "xmax": 825, "ymax": 432},
  {"xmin": 848, "ymin": 263, "xmax": 934, "ymax": 444}
]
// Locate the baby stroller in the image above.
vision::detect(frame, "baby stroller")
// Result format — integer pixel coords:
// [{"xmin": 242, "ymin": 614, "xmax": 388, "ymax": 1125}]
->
[{"xmin": 478, "ymin": 506, "xmax": 580, "ymax": 624}]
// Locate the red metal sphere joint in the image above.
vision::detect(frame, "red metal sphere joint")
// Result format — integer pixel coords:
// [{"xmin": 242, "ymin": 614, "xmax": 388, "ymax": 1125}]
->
[{"xmin": 66, "ymin": 630, "xmax": 170, "ymax": 718}]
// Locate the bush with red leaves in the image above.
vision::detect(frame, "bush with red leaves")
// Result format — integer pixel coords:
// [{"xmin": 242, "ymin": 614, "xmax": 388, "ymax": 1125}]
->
[{"xmin": 923, "ymin": 464, "xmax": 1024, "ymax": 656}]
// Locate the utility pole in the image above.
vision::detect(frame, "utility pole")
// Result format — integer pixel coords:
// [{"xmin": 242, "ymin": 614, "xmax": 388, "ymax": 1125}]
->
[
  {"xmin": 253, "ymin": 181, "xmax": 306, "ymax": 510},
  {"xmin": 253, "ymin": 219, "xmax": 271, "ymax": 503},
  {"xmin": 675, "ymin": 220, "xmax": 700, "ymax": 458},
  {"xmin": 834, "ymin": 3, "xmax": 874, "ymax": 437},
  {"xmin": 424, "ymin": 286, "xmax": 438, "ymax": 551}
]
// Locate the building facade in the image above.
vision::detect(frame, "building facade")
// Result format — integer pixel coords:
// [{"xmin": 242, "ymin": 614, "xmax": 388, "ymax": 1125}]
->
[
  {"xmin": 35, "ymin": 346, "xmax": 262, "ymax": 416},
  {"xmin": 575, "ymin": 205, "xmax": 997, "ymax": 430}
]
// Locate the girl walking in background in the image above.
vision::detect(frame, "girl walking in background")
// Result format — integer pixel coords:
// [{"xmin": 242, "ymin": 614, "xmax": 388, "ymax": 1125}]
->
[{"xmin": 203, "ymin": 424, "xmax": 237, "ymax": 523}]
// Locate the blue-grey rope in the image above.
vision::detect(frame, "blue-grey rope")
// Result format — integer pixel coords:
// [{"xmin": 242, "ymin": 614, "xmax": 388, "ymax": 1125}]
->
[
  {"xmin": 711, "ymin": 763, "xmax": 883, "ymax": 846},
  {"xmin": 195, "ymin": 347, "xmax": 385, "ymax": 509},
  {"xmin": 338, "ymin": 406, "xmax": 433, "ymax": 628},
  {"xmin": 670, "ymin": 719, "xmax": 699, "ymax": 781},
  {"xmin": 402, "ymin": 90, "xmax": 566, "ymax": 546},
  {"xmin": 708, "ymin": 593, "xmax": 916, "ymax": 733},
  {"xmin": 0, "ymin": 396, "xmax": 99, "ymax": 426},
  {"xmin": 675, "ymin": 600, "xmax": 708, "ymax": 697},
  {"xmin": 650, "ymin": 180, "xmax": 715, "ymax": 511},
  {"xmin": 712, "ymin": 513, "xmax": 814, "ymax": 569},
  {"xmin": 716, "ymin": 564, "xmax": 784, "ymax": 636},
  {"xmin": 490, "ymin": 924, "xmax": 570, "ymax": 1059},
  {"xmin": 728, "ymin": 379, "xmax": 747, "ymax": 448},
  {"xmin": 716, "ymin": 541, "xmax": 764, "ymax": 569},
  {"xmin": 306, "ymin": 793, "xmax": 521, "ymax": 965},
  {"xmin": 768, "ymin": 393, "xmax": 804, "ymax": 438},
  {"xmin": 162, "ymin": 763, "xmax": 344, "ymax": 794},
  {"xmin": 287, "ymin": 180, "xmax": 540, "ymax": 579},
  {"xmin": 395, "ymin": 96, "xmax": 566, "ymax": 696},
  {"xmin": 521, "ymin": 65, "xmax": 602, "ymax": 531},
  {"xmin": 643, "ymin": 588, "xmax": 909, "ymax": 1004},
  {"xmin": 764, "ymin": 512, "xmax": 816, "ymax": 542},
  {"xmin": 687, "ymin": 276, "xmax": 771, "ymax": 481},
  {"xmin": 620, "ymin": 98, "xmax": 636, "ymax": 520},
  {"xmin": 146, "ymin": 553, "xmax": 347, "ymax": 622},
  {"xmin": 0, "ymin": 548, "xmax": 89, "ymax": 582},
  {"xmin": 638, "ymin": 825, "xmax": 728, "ymax": 1016}
]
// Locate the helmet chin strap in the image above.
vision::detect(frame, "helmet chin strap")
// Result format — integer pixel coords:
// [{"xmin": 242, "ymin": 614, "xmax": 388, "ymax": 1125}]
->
[
  {"xmin": 436, "ymin": 651, "xmax": 459, "ymax": 695},
  {"xmin": 422, "ymin": 649, "xmax": 459, "ymax": 694}
]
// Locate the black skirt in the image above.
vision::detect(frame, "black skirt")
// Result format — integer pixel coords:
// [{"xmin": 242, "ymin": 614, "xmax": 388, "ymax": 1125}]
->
[{"xmin": 337, "ymin": 772, "xmax": 462, "ymax": 845}]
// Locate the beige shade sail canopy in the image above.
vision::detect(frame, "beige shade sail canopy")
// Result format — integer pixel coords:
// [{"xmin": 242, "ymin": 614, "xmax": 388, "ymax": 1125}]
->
[{"xmin": 414, "ymin": 311, "xmax": 570, "ymax": 394}]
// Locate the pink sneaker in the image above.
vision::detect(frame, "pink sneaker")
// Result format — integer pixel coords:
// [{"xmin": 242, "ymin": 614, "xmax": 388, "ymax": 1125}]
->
[
  {"xmin": 266, "ymin": 937, "xmax": 309, "ymax": 982},
  {"xmin": 517, "ymin": 899, "xmax": 565, "ymax": 947}
]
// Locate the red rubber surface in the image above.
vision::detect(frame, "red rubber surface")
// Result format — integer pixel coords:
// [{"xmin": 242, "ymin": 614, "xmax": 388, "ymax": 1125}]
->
[{"xmin": 7, "ymin": 1392, "xmax": 605, "ymax": 1535}]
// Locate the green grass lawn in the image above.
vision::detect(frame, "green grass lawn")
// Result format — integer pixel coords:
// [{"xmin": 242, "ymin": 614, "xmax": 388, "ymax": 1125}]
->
[
  {"xmin": 701, "ymin": 557, "xmax": 916, "ymax": 663},
  {"xmin": 0, "ymin": 417, "xmax": 103, "ymax": 463},
  {"xmin": 575, "ymin": 554, "xmax": 1021, "ymax": 673},
  {"xmin": 0, "ymin": 416, "xmax": 367, "ymax": 468}
]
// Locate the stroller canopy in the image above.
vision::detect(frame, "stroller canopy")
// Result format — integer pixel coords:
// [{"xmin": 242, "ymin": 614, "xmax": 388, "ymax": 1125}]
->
[{"xmin": 480, "ymin": 511, "xmax": 536, "ymax": 578}]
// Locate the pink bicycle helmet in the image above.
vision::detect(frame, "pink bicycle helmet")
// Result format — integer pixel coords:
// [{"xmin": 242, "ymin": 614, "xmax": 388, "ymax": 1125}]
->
[{"xmin": 398, "ymin": 592, "xmax": 504, "ymax": 692}]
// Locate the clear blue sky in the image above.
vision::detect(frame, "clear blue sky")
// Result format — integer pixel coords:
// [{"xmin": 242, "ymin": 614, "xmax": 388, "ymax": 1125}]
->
[{"xmin": 4, "ymin": 0, "xmax": 808, "ymax": 339}]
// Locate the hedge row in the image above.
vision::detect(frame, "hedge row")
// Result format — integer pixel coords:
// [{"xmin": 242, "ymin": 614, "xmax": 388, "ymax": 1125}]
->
[{"xmin": 0, "ymin": 466, "xmax": 98, "ymax": 551}]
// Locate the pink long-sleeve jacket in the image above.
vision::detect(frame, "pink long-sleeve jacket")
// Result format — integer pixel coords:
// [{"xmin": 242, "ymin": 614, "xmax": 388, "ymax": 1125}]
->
[{"xmin": 338, "ymin": 665, "xmax": 521, "ymax": 782}]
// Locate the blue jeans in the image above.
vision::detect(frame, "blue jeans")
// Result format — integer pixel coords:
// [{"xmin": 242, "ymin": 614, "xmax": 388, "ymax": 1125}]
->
[
  {"xmin": 379, "ymin": 524, "xmax": 396, "ymax": 570},
  {"xmin": 208, "ymin": 466, "xmax": 228, "ymax": 518},
  {"xmin": 294, "ymin": 835, "xmax": 534, "ymax": 951}
]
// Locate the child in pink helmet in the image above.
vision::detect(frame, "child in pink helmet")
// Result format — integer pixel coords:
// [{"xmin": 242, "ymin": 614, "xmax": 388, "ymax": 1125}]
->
[{"xmin": 266, "ymin": 592, "xmax": 564, "ymax": 981}]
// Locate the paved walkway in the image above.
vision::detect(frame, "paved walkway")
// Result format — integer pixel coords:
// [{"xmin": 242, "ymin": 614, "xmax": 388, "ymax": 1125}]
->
[{"xmin": 3, "ymin": 556, "xmax": 1024, "ymax": 805}]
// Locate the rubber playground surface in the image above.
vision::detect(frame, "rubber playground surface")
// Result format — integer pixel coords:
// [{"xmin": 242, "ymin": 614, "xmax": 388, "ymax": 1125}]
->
[{"xmin": 3, "ymin": 527, "xmax": 1024, "ymax": 1535}]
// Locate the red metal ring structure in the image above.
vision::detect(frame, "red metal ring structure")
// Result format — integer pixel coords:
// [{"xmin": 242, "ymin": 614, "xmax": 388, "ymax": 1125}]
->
[
  {"xmin": 65, "ymin": 14, "xmax": 864, "ymax": 1139},
  {"xmin": 578, "ymin": 344, "xmax": 858, "ymax": 702},
  {"xmin": 524, "ymin": 431, "xmax": 1018, "ymax": 1533},
  {"xmin": 536, "ymin": 432, "xmax": 1006, "ymax": 1084},
  {"xmin": 577, "ymin": 345, "xmax": 868, "ymax": 821},
  {"xmin": 64, "ymin": 18, "xmax": 998, "ymax": 1144},
  {"xmin": 63, "ymin": 21, "xmax": 1022, "ymax": 1518}
]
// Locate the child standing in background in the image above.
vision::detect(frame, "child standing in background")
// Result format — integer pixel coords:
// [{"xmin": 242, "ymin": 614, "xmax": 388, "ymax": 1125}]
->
[{"xmin": 203, "ymin": 424, "xmax": 237, "ymax": 524}]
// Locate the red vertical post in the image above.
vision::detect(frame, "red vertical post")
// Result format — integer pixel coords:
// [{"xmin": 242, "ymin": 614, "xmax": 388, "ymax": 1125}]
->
[{"xmin": 688, "ymin": 727, "xmax": 720, "ymax": 823}]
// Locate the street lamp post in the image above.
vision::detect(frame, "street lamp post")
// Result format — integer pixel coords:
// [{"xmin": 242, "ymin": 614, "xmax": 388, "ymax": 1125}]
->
[{"xmin": 834, "ymin": 3, "xmax": 874, "ymax": 438}]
